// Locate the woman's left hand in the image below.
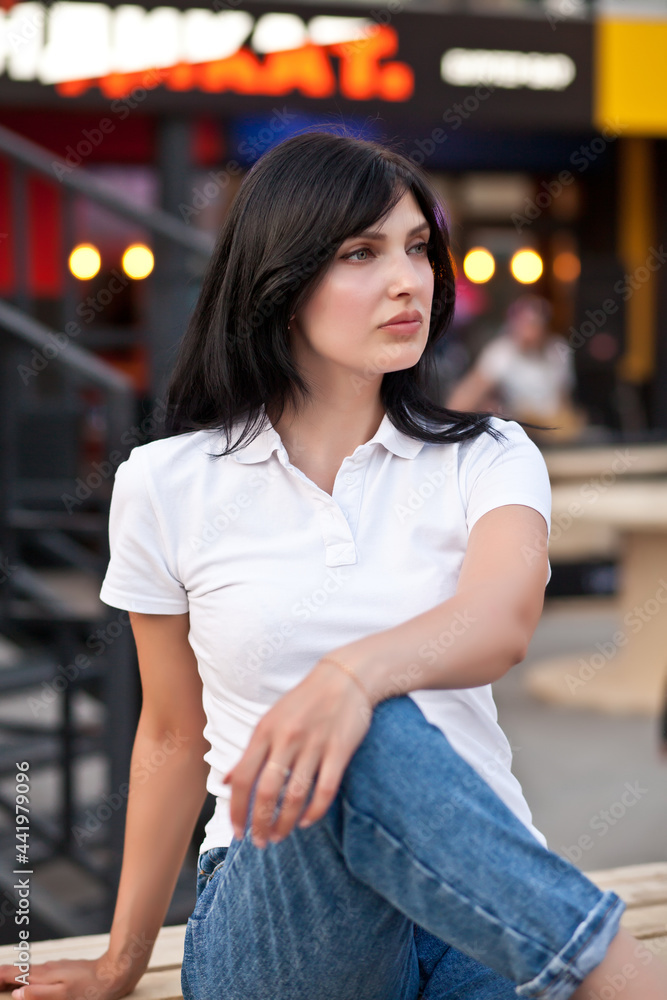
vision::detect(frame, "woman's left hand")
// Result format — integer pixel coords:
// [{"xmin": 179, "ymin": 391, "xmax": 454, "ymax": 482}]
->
[{"xmin": 222, "ymin": 656, "xmax": 374, "ymax": 848}]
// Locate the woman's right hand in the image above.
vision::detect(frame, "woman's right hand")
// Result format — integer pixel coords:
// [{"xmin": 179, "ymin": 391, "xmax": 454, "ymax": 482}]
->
[{"xmin": 0, "ymin": 953, "xmax": 142, "ymax": 1000}]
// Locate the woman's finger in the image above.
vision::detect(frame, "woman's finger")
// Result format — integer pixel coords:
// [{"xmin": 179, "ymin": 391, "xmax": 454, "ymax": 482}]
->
[
  {"xmin": 225, "ymin": 729, "xmax": 271, "ymax": 839},
  {"xmin": 0, "ymin": 962, "xmax": 62, "ymax": 991},
  {"xmin": 17, "ymin": 986, "xmax": 67, "ymax": 1000},
  {"xmin": 249, "ymin": 756, "xmax": 295, "ymax": 846},
  {"xmin": 296, "ymin": 745, "xmax": 347, "ymax": 829},
  {"xmin": 0, "ymin": 964, "xmax": 22, "ymax": 988},
  {"xmin": 267, "ymin": 746, "xmax": 322, "ymax": 841}
]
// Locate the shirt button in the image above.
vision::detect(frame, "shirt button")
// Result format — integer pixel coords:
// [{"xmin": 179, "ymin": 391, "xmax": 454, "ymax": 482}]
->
[
  {"xmin": 343, "ymin": 473, "xmax": 355, "ymax": 485},
  {"xmin": 342, "ymin": 509, "xmax": 350, "ymax": 520}
]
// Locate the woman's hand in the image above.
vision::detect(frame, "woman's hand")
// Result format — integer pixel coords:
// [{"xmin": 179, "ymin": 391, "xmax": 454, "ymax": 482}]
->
[
  {"xmin": 223, "ymin": 657, "xmax": 374, "ymax": 848},
  {"xmin": 0, "ymin": 953, "xmax": 141, "ymax": 1000}
]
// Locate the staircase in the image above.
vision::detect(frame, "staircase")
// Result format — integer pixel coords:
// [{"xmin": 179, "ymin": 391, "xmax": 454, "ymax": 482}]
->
[{"xmin": 0, "ymin": 121, "xmax": 213, "ymax": 938}]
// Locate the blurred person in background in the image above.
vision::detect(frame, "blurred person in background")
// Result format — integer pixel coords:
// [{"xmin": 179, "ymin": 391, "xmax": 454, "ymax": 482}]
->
[{"xmin": 447, "ymin": 294, "xmax": 587, "ymax": 445}]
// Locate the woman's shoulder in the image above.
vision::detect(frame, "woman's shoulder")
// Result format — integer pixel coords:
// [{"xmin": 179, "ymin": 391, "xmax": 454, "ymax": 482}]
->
[
  {"xmin": 454, "ymin": 416, "xmax": 532, "ymax": 463},
  {"xmin": 113, "ymin": 429, "xmax": 232, "ymax": 503},
  {"xmin": 123, "ymin": 428, "xmax": 226, "ymax": 472}
]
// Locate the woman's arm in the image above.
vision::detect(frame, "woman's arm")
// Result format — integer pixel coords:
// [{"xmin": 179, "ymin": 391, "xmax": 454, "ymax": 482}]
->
[
  {"xmin": 340, "ymin": 503, "xmax": 550, "ymax": 703},
  {"xmin": 224, "ymin": 504, "xmax": 549, "ymax": 849},
  {"xmin": 106, "ymin": 612, "xmax": 211, "ymax": 978},
  {"xmin": 446, "ymin": 366, "xmax": 497, "ymax": 412},
  {"xmin": 0, "ymin": 612, "xmax": 211, "ymax": 1000}
]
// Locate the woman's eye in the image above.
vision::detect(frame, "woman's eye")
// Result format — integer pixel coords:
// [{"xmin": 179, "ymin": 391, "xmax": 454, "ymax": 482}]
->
[
  {"xmin": 345, "ymin": 247, "xmax": 372, "ymax": 261},
  {"xmin": 344, "ymin": 241, "xmax": 429, "ymax": 262}
]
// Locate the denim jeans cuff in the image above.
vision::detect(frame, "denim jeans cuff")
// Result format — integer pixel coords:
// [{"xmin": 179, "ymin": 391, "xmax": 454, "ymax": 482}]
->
[{"xmin": 515, "ymin": 891, "xmax": 627, "ymax": 999}]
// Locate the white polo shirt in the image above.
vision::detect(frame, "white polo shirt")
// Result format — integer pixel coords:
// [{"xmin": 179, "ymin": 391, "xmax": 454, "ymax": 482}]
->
[{"xmin": 100, "ymin": 407, "xmax": 552, "ymax": 853}]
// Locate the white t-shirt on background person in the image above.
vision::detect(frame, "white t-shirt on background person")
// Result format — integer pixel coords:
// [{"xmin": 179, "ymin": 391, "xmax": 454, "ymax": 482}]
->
[
  {"xmin": 477, "ymin": 335, "xmax": 574, "ymax": 419},
  {"xmin": 100, "ymin": 407, "xmax": 552, "ymax": 854}
]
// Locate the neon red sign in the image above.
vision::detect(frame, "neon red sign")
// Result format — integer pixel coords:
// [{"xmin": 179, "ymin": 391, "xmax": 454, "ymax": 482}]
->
[{"xmin": 55, "ymin": 26, "xmax": 413, "ymax": 102}]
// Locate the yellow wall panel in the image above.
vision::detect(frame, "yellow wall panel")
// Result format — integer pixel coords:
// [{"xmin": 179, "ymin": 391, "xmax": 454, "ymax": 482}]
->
[{"xmin": 595, "ymin": 19, "xmax": 667, "ymax": 136}]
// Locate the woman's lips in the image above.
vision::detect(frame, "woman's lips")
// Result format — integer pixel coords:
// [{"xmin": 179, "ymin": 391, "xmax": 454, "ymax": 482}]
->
[{"xmin": 379, "ymin": 319, "xmax": 422, "ymax": 335}]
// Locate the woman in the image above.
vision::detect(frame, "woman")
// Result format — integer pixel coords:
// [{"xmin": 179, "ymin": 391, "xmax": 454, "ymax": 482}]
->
[
  {"xmin": 2, "ymin": 131, "xmax": 664, "ymax": 1000},
  {"xmin": 446, "ymin": 295, "xmax": 586, "ymax": 445}
]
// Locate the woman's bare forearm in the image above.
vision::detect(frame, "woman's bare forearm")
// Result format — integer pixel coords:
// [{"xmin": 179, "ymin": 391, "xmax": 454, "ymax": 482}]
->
[
  {"xmin": 104, "ymin": 715, "xmax": 210, "ymax": 983},
  {"xmin": 334, "ymin": 585, "xmax": 527, "ymax": 707}
]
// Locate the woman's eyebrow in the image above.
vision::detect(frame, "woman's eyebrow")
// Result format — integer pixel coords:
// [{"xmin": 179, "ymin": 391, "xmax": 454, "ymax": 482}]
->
[{"xmin": 347, "ymin": 221, "xmax": 430, "ymax": 241}]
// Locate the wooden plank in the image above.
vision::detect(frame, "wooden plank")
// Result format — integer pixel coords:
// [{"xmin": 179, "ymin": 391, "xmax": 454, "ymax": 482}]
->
[
  {"xmin": 0, "ymin": 924, "xmax": 185, "ymax": 970},
  {"xmin": 544, "ymin": 445, "xmax": 667, "ymax": 480},
  {"xmin": 1, "ymin": 863, "xmax": 665, "ymax": 1000},
  {"xmin": 621, "ymin": 904, "xmax": 667, "ymax": 940},
  {"xmin": 547, "ymin": 520, "xmax": 618, "ymax": 561},
  {"xmin": 586, "ymin": 862, "xmax": 667, "ymax": 882},
  {"xmin": 551, "ymin": 481, "xmax": 667, "ymax": 530},
  {"xmin": 585, "ymin": 864, "xmax": 667, "ymax": 906}
]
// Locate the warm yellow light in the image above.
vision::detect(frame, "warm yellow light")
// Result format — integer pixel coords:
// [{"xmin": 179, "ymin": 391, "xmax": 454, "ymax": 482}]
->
[
  {"xmin": 510, "ymin": 249, "xmax": 543, "ymax": 284},
  {"xmin": 463, "ymin": 247, "xmax": 495, "ymax": 283},
  {"xmin": 553, "ymin": 250, "xmax": 581, "ymax": 283},
  {"xmin": 122, "ymin": 244, "xmax": 154, "ymax": 279},
  {"xmin": 69, "ymin": 243, "xmax": 101, "ymax": 280}
]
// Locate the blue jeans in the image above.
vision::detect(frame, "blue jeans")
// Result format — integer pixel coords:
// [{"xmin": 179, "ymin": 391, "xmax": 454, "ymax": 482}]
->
[{"xmin": 181, "ymin": 695, "xmax": 625, "ymax": 1000}]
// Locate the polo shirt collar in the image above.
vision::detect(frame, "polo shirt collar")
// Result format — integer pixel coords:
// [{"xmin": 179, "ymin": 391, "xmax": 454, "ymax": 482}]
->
[{"xmin": 232, "ymin": 406, "xmax": 425, "ymax": 464}]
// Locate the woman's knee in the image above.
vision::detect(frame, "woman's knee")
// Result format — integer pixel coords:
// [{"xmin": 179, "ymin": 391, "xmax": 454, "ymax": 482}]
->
[{"xmin": 350, "ymin": 694, "xmax": 456, "ymax": 769}]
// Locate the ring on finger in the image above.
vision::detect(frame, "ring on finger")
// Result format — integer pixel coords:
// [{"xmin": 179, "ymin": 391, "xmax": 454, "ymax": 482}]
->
[{"xmin": 265, "ymin": 760, "xmax": 291, "ymax": 778}]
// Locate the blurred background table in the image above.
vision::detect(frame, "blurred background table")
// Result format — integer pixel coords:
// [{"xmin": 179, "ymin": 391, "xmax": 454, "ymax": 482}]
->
[{"xmin": 526, "ymin": 477, "xmax": 667, "ymax": 716}]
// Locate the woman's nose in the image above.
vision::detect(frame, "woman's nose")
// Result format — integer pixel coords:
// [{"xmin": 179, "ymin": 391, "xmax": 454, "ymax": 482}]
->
[{"xmin": 386, "ymin": 254, "xmax": 424, "ymax": 296}]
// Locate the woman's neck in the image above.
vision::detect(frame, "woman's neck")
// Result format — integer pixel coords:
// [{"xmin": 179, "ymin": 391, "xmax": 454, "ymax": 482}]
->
[{"xmin": 268, "ymin": 398, "xmax": 386, "ymax": 471}]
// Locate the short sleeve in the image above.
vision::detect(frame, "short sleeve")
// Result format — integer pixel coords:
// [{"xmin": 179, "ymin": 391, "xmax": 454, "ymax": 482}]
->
[
  {"xmin": 99, "ymin": 449, "xmax": 189, "ymax": 614},
  {"xmin": 460, "ymin": 420, "xmax": 552, "ymax": 581}
]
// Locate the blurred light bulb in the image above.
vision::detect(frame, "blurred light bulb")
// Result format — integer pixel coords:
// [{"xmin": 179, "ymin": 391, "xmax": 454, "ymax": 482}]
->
[
  {"xmin": 122, "ymin": 244, "xmax": 154, "ymax": 279},
  {"xmin": 553, "ymin": 250, "xmax": 580, "ymax": 282},
  {"xmin": 463, "ymin": 247, "xmax": 495, "ymax": 283},
  {"xmin": 69, "ymin": 244, "xmax": 101, "ymax": 280},
  {"xmin": 510, "ymin": 249, "xmax": 543, "ymax": 284}
]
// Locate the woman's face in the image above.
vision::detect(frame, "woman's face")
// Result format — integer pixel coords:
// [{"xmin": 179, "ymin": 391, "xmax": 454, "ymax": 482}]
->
[
  {"xmin": 289, "ymin": 188, "xmax": 434, "ymax": 391},
  {"xmin": 510, "ymin": 306, "xmax": 548, "ymax": 350}
]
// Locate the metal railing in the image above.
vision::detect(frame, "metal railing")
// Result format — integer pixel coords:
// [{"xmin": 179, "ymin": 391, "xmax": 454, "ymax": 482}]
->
[{"xmin": 0, "ymin": 118, "xmax": 214, "ymax": 933}]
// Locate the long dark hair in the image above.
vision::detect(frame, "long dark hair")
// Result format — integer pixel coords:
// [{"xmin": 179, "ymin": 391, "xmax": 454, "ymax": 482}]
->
[{"xmin": 164, "ymin": 128, "xmax": 509, "ymax": 454}]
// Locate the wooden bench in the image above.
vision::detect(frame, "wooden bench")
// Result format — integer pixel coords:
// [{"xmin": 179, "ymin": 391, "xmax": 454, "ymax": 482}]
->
[{"xmin": 1, "ymin": 863, "xmax": 665, "ymax": 997}]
